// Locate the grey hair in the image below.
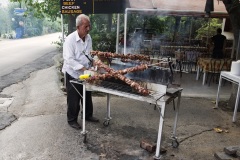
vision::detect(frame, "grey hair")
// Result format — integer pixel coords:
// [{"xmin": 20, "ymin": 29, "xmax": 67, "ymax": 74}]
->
[{"xmin": 76, "ymin": 14, "xmax": 90, "ymax": 27}]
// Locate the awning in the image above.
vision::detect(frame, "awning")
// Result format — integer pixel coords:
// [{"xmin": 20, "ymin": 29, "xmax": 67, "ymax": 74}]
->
[
  {"xmin": 122, "ymin": 0, "xmax": 229, "ymax": 54},
  {"xmin": 125, "ymin": 0, "xmax": 228, "ymax": 18}
]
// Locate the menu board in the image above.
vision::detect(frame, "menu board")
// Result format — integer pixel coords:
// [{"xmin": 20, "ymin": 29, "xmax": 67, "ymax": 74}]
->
[{"xmin": 60, "ymin": 0, "xmax": 125, "ymax": 14}]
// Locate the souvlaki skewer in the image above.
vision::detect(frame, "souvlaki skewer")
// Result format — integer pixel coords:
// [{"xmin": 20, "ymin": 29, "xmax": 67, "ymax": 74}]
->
[
  {"xmin": 87, "ymin": 60, "xmax": 150, "ymax": 96},
  {"xmin": 90, "ymin": 51, "xmax": 150, "ymax": 61}
]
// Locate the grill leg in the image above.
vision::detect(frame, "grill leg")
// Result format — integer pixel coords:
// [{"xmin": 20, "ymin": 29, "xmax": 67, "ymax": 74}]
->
[
  {"xmin": 154, "ymin": 102, "xmax": 166, "ymax": 159},
  {"xmin": 104, "ymin": 94, "xmax": 112, "ymax": 126},
  {"xmin": 81, "ymin": 83, "xmax": 87, "ymax": 140},
  {"xmin": 70, "ymin": 81, "xmax": 87, "ymax": 140},
  {"xmin": 172, "ymin": 91, "xmax": 182, "ymax": 138},
  {"xmin": 107, "ymin": 94, "xmax": 111, "ymax": 119}
]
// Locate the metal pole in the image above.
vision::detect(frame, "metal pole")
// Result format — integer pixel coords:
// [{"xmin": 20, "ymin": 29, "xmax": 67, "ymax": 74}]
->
[
  {"xmin": 61, "ymin": 14, "xmax": 66, "ymax": 89},
  {"xmin": 82, "ymin": 83, "xmax": 86, "ymax": 133},
  {"xmin": 233, "ymin": 85, "xmax": 240, "ymax": 122},
  {"xmin": 154, "ymin": 103, "xmax": 165, "ymax": 159},
  {"xmin": 107, "ymin": 94, "xmax": 111, "ymax": 119},
  {"xmin": 189, "ymin": 18, "xmax": 193, "ymax": 43},
  {"xmin": 236, "ymin": 29, "xmax": 240, "ymax": 60},
  {"xmin": 231, "ymin": 40, "xmax": 235, "ymax": 59},
  {"xmin": 215, "ymin": 74, "xmax": 222, "ymax": 109},
  {"xmin": 61, "ymin": 14, "xmax": 64, "ymax": 43},
  {"xmin": 116, "ymin": 14, "xmax": 120, "ymax": 53},
  {"xmin": 124, "ymin": 8, "xmax": 128, "ymax": 55},
  {"xmin": 206, "ymin": 18, "xmax": 210, "ymax": 47},
  {"xmin": 172, "ymin": 91, "xmax": 182, "ymax": 137}
]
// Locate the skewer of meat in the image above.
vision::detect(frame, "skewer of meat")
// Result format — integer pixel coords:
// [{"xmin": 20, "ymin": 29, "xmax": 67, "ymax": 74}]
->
[
  {"xmin": 86, "ymin": 73, "xmax": 112, "ymax": 83},
  {"xmin": 114, "ymin": 74, "xmax": 150, "ymax": 96},
  {"xmin": 95, "ymin": 59, "xmax": 149, "ymax": 75},
  {"xmin": 91, "ymin": 51, "xmax": 150, "ymax": 61},
  {"xmin": 90, "ymin": 60, "xmax": 150, "ymax": 95},
  {"xmin": 120, "ymin": 58, "xmax": 151, "ymax": 64},
  {"xmin": 87, "ymin": 72, "xmax": 150, "ymax": 95}
]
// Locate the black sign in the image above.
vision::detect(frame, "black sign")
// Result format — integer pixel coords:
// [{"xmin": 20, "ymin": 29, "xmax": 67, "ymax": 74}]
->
[
  {"xmin": 60, "ymin": 0, "xmax": 125, "ymax": 14},
  {"xmin": 93, "ymin": 0, "xmax": 125, "ymax": 14}
]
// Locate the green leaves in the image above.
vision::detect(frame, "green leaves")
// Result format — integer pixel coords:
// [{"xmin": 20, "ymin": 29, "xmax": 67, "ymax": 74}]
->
[{"xmin": 10, "ymin": 0, "xmax": 60, "ymax": 20}]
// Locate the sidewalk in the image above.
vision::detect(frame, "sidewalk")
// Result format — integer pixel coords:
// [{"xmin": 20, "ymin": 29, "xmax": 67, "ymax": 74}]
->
[
  {"xmin": 0, "ymin": 65, "xmax": 239, "ymax": 160},
  {"xmin": 174, "ymin": 71, "xmax": 232, "ymax": 99}
]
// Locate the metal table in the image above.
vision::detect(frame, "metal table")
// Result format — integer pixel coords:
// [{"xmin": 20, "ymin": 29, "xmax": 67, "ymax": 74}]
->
[
  {"xmin": 70, "ymin": 80, "xmax": 182, "ymax": 159},
  {"xmin": 216, "ymin": 71, "xmax": 240, "ymax": 122}
]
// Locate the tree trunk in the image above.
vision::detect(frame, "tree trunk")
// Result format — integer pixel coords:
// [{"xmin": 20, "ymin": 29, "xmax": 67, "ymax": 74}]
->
[
  {"xmin": 67, "ymin": 14, "xmax": 77, "ymax": 35},
  {"xmin": 222, "ymin": 0, "xmax": 240, "ymax": 111},
  {"xmin": 172, "ymin": 17, "xmax": 181, "ymax": 42}
]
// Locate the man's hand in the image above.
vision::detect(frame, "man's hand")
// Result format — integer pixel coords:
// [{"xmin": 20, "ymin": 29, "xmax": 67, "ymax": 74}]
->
[
  {"xmin": 81, "ymin": 67, "xmax": 87, "ymax": 71},
  {"xmin": 92, "ymin": 60, "xmax": 96, "ymax": 67}
]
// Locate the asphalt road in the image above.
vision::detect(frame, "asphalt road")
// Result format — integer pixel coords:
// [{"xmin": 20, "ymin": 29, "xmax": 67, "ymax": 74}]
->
[{"xmin": 0, "ymin": 33, "xmax": 61, "ymax": 92}]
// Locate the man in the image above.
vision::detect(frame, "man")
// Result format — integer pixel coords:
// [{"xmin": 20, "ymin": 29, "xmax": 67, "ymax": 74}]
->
[
  {"xmin": 211, "ymin": 28, "xmax": 227, "ymax": 59},
  {"xmin": 62, "ymin": 14, "xmax": 99, "ymax": 130}
]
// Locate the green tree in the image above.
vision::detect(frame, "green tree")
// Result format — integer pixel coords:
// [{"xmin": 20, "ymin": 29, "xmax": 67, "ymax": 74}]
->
[
  {"xmin": 195, "ymin": 18, "xmax": 222, "ymax": 39},
  {"xmin": 222, "ymin": 0, "xmax": 240, "ymax": 59},
  {"xmin": 0, "ymin": 3, "xmax": 16, "ymax": 38},
  {"xmin": 9, "ymin": 0, "xmax": 61, "ymax": 38},
  {"xmin": 10, "ymin": 0, "xmax": 60, "ymax": 20},
  {"xmin": 90, "ymin": 14, "xmax": 117, "ymax": 51}
]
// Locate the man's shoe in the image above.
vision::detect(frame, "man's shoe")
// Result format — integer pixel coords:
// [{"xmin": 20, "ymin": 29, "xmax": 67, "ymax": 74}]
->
[
  {"xmin": 68, "ymin": 121, "xmax": 81, "ymax": 130},
  {"xmin": 86, "ymin": 116, "xmax": 99, "ymax": 122}
]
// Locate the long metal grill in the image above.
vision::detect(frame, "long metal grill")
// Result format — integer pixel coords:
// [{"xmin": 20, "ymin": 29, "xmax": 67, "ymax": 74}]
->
[
  {"xmin": 99, "ymin": 80, "xmax": 141, "ymax": 95},
  {"xmin": 110, "ymin": 62, "xmax": 173, "ymax": 85}
]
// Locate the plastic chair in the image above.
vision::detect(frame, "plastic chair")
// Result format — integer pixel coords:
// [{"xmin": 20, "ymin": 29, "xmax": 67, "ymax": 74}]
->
[
  {"xmin": 196, "ymin": 53, "xmax": 212, "ymax": 79},
  {"xmin": 184, "ymin": 50, "xmax": 198, "ymax": 73},
  {"xmin": 183, "ymin": 49, "xmax": 204, "ymax": 73},
  {"xmin": 174, "ymin": 51, "xmax": 185, "ymax": 77},
  {"xmin": 161, "ymin": 47, "xmax": 175, "ymax": 57}
]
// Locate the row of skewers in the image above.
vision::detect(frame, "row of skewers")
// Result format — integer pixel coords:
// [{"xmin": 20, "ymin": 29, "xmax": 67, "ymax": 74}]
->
[{"xmin": 85, "ymin": 51, "xmax": 171, "ymax": 96}]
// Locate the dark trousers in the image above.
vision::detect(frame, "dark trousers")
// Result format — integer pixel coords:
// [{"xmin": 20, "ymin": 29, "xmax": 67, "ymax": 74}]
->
[
  {"xmin": 66, "ymin": 72, "xmax": 93, "ymax": 123},
  {"xmin": 212, "ymin": 49, "xmax": 223, "ymax": 59}
]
